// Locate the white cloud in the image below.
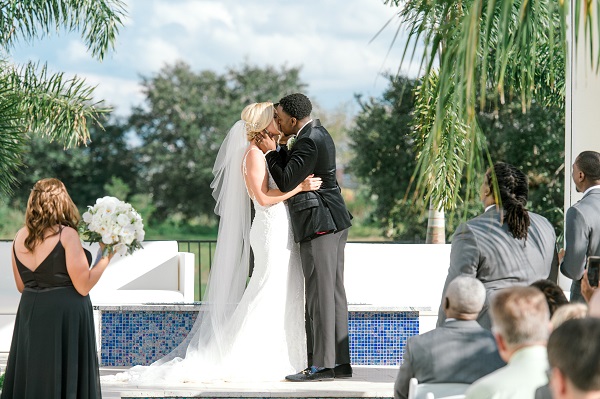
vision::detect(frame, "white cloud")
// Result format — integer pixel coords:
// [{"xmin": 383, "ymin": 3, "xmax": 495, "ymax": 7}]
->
[
  {"xmin": 133, "ymin": 36, "xmax": 183, "ymax": 74},
  {"xmin": 10, "ymin": 0, "xmax": 422, "ymax": 111},
  {"xmin": 63, "ymin": 40, "xmax": 90, "ymax": 63},
  {"xmin": 151, "ymin": 1, "xmax": 235, "ymax": 33},
  {"xmin": 77, "ymin": 73, "xmax": 145, "ymax": 116}
]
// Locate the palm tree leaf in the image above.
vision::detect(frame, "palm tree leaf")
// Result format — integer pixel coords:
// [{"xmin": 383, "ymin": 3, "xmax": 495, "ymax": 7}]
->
[
  {"xmin": 0, "ymin": 0, "xmax": 126, "ymax": 60},
  {"xmin": 4, "ymin": 61, "xmax": 110, "ymax": 147},
  {"xmin": 0, "ymin": 1, "xmax": 125, "ymax": 196},
  {"xmin": 387, "ymin": 0, "xmax": 568, "ymax": 212},
  {"xmin": 412, "ymin": 70, "xmax": 476, "ymax": 212},
  {"xmin": 0, "ymin": 73, "xmax": 25, "ymax": 196}
]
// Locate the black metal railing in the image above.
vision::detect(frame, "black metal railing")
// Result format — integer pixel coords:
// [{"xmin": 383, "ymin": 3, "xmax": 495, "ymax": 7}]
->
[{"xmin": 177, "ymin": 240, "xmax": 216, "ymax": 301}]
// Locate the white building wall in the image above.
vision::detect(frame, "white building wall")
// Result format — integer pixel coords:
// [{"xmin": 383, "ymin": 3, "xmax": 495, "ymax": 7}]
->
[{"xmin": 562, "ymin": 0, "xmax": 600, "ymax": 290}]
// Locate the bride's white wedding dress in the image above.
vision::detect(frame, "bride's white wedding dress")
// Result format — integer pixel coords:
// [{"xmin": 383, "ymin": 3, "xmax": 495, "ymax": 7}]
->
[
  {"xmin": 224, "ymin": 150, "xmax": 306, "ymax": 378},
  {"xmin": 103, "ymin": 141, "xmax": 306, "ymax": 384}
]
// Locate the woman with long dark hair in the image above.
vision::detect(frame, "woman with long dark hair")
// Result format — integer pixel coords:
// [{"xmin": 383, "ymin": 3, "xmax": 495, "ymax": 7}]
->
[{"xmin": 437, "ymin": 162, "xmax": 559, "ymax": 329}]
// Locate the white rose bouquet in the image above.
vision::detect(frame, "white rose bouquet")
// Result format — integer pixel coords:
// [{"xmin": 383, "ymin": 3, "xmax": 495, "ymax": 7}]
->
[{"xmin": 79, "ymin": 196, "xmax": 145, "ymax": 256}]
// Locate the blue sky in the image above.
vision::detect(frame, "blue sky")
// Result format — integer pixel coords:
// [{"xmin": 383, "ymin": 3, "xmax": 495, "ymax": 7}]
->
[{"xmin": 11, "ymin": 0, "xmax": 416, "ymax": 116}]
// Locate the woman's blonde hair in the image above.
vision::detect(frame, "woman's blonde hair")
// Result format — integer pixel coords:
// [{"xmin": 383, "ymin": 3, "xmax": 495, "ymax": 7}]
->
[
  {"xmin": 241, "ymin": 102, "xmax": 274, "ymax": 141},
  {"xmin": 550, "ymin": 303, "xmax": 588, "ymax": 330},
  {"xmin": 24, "ymin": 178, "xmax": 80, "ymax": 252}
]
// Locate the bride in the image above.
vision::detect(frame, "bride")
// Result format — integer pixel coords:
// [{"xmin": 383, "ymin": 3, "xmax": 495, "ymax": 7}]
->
[{"xmin": 105, "ymin": 102, "xmax": 320, "ymax": 384}]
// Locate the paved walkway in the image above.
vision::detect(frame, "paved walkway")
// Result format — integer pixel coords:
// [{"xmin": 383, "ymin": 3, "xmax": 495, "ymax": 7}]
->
[
  {"xmin": 1, "ymin": 354, "xmax": 396, "ymax": 399},
  {"xmin": 100, "ymin": 365, "xmax": 397, "ymax": 398}
]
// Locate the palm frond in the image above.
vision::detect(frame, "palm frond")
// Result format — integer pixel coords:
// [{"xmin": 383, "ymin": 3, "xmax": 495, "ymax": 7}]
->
[
  {"xmin": 4, "ymin": 61, "xmax": 110, "ymax": 147},
  {"xmin": 0, "ymin": 0, "xmax": 126, "ymax": 60},
  {"xmin": 573, "ymin": 0, "xmax": 600, "ymax": 72},
  {"xmin": 386, "ymin": 0, "xmax": 568, "ymax": 210},
  {"xmin": 0, "ymin": 72, "xmax": 25, "ymax": 196},
  {"xmin": 412, "ymin": 70, "xmax": 479, "ymax": 212}
]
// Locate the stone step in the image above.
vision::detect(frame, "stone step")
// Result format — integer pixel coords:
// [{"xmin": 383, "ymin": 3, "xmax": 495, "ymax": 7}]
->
[{"xmin": 100, "ymin": 365, "xmax": 397, "ymax": 399}]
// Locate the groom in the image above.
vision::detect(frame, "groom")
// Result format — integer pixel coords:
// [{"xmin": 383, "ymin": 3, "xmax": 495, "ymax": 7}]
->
[{"xmin": 256, "ymin": 93, "xmax": 353, "ymax": 382}]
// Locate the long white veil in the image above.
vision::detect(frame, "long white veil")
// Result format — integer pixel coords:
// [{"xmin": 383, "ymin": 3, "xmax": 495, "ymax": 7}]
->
[
  {"xmin": 158, "ymin": 119, "xmax": 251, "ymax": 363},
  {"xmin": 106, "ymin": 120, "xmax": 251, "ymax": 383},
  {"xmin": 191, "ymin": 119, "xmax": 251, "ymax": 355}
]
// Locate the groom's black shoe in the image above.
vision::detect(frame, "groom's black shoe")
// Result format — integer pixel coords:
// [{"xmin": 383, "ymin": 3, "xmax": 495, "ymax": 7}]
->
[
  {"xmin": 285, "ymin": 367, "xmax": 335, "ymax": 382},
  {"xmin": 334, "ymin": 363, "xmax": 353, "ymax": 378}
]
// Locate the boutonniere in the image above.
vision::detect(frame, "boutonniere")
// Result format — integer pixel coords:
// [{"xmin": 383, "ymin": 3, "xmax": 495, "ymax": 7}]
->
[{"xmin": 287, "ymin": 135, "xmax": 297, "ymax": 149}]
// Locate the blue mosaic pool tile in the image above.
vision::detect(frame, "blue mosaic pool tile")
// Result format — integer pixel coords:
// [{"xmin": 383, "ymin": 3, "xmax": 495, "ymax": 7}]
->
[
  {"xmin": 348, "ymin": 311, "xmax": 418, "ymax": 366},
  {"xmin": 101, "ymin": 310, "xmax": 419, "ymax": 367},
  {"xmin": 100, "ymin": 311, "xmax": 198, "ymax": 366}
]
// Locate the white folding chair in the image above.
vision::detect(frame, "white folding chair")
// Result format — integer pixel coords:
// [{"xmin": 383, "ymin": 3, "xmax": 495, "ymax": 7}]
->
[{"xmin": 407, "ymin": 377, "xmax": 469, "ymax": 399}]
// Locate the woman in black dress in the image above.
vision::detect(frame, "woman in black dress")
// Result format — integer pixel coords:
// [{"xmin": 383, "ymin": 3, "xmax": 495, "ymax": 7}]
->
[{"xmin": 1, "ymin": 178, "xmax": 115, "ymax": 399}]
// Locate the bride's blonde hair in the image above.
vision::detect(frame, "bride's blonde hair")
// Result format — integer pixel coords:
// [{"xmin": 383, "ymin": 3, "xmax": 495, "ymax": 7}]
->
[{"xmin": 241, "ymin": 102, "xmax": 274, "ymax": 141}]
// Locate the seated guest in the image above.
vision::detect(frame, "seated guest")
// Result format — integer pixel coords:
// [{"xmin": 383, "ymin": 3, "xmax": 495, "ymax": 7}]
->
[
  {"xmin": 531, "ymin": 279, "xmax": 569, "ymax": 317},
  {"xmin": 438, "ymin": 162, "xmax": 558, "ymax": 329},
  {"xmin": 535, "ymin": 306, "xmax": 592, "ymax": 399},
  {"xmin": 548, "ymin": 318, "xmax": 600, "ymax": 399},
  {"xmin": 465, "ymin": 286, "xmax": 550, "ymax": 399},
  {"xmin": 394, "ymin": 276, "xmax": 505, "ymax": 399}
]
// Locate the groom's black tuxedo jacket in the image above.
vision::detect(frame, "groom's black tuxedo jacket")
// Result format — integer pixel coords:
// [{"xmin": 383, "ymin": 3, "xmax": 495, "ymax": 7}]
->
[{"xmin": 266, "ymin": 119, "xmax": 352, "ymax": 242}]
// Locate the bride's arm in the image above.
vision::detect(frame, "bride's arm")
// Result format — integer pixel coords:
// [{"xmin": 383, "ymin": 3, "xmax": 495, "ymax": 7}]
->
[{"xmin": 244, "ymin": 149, "xmax": 320, "ymax": 206}]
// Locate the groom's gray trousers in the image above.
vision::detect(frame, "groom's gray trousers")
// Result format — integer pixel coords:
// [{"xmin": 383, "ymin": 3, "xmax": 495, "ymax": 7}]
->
[{"xmin": 300, "ymin": 228, "xmax": 350, "ymax": 369}]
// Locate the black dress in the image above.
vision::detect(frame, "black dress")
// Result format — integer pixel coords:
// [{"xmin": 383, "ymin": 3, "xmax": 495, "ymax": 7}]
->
[{"xmin": 1, "ymin": 239, "xmax": 99, "ymax": 399}]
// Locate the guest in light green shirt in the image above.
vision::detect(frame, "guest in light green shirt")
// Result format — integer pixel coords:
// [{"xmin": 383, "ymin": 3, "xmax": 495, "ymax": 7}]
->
[{"xmin": 466, "ymin": 286, "xmax": 550, "ymax": 399}]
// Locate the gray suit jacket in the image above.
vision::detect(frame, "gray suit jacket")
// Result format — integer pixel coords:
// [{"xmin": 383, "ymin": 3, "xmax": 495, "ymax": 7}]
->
[
  {"xmin": 394, "ymin": 320, "xmax": 505, "ymax": 399},
  {"xmin": 560, "ymin": 189, "xmax": 600, "ymax": 302},
  {"xmin": 535, "ymin": 384, "xmax": 552, "ymax": 399},
  {"xmin": 437, "ymin": 208, "xmax": 558, "ymax": 329}
]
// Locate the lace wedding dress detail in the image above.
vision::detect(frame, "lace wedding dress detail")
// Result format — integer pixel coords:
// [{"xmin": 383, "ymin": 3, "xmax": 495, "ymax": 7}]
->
[
  {"xmin": 103, "ymin": 145, "xmax": 306, "ymax": 384},
  {"xmin": 234, "ymin": 146, "xmax": 306, "ymax": 377}
]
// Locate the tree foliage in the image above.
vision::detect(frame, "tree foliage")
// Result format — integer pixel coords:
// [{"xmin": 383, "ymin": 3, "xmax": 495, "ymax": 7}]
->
[
  {"xmin": 2, "ymin": 62, "xmax": 310, "ymax": 234},
  {"xmin": 478, "ymin": 98, "xmax": 565, "ymax": 238},
  {"xmin": 383, "ymin": 0, "xmax": 566, "ymax": 211},
  {"xmin": 349, "ymin": 74, "xmax": 565, "ymax": 241},
  {"xmin": 348, "ymin": 76, "xmax": 426, "ymax": 240},
  {"xmin": 130, "ymin": 61, "xmax": 307, "ymax": 221},
  {"xmin": 7, "ymin": 116, "xmax": 138, "ymax": 210}
]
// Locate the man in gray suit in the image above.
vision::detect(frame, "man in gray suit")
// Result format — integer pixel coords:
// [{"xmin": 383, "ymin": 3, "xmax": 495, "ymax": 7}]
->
[
  {"xmin": 560, "ymin": 151, "xmax": 600, "ymax": 302},
  {"xmin": 394, "ymin": 276, "xmax": 505, "ymax": 399},
  {"xmin": 437, "ymin": 163, "xmax": 558, "ymax": 329}
]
